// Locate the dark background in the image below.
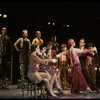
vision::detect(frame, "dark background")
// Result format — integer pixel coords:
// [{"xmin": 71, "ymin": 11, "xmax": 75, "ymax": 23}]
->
[{"xmin": 0, "ymin": 1, "xmax": 100, "ymax": 84}]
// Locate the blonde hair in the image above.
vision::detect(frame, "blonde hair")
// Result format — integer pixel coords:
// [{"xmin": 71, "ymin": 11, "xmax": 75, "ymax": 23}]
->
[{"xmin": 22, "ymin": 29, "xmax": 28, "ymax": 33}]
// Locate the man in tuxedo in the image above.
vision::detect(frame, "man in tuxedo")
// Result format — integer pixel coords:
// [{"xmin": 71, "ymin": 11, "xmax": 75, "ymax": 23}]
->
[
  {"xmin": 79, "ymin": 38, "xmax": 99, "ymax": 92},
  {"xmin": 86, "ymin": 43, "xmax": 99, "ymax": 85}
]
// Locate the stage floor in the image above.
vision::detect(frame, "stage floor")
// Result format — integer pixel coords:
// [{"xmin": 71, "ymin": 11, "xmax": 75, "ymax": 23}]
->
[{"xmin": 0, "ymin": 85, "xmax": 100, "ymax": 99}]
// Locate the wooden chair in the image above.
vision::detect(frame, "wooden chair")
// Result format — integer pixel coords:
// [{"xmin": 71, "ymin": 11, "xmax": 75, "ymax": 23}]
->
[{"xmin": 21, "ymin": 78, "xmax": 47, "ymax": 99}]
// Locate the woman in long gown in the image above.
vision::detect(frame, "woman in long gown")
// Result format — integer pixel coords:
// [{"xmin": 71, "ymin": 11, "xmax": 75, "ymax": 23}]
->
[{"xmin": 68, "ymin": 39, "xmax": 92, "ymax": 93}]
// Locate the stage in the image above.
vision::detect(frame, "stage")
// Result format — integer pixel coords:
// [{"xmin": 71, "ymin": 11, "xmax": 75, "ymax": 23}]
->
[{"xmin": 0, "ymin": 85, "xmax": 100, "ymax": 99}]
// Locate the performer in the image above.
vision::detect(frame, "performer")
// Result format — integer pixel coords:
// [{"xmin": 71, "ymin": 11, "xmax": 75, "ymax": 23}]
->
[
  {"xmin": 51, "ymin": 35, "xmax": 59, "ymax": 54},
  {"xmin": 14, "ymin": 29, "xmax": 31, "ymax": 81},
  {"xmin": 32, "ymin": 31, "xmax": 43, "ymax": 49},
  {"xmin": 79, "ymin": 38, "xmax": 100, "ymax": 92},
  {"xmin": 68, "ymin": 39, "xmax": 92, "ymax": 93},
  {"xmin": 56, "ymin": 44, "xmax": 71, "ymax": 90},
  {"xmin": 86, "ymin": 43, "xmax": 99, "ymax": 84},
  {"xmin": 27, "ymin": 44, "xmax": 57, "ymax": 97},
  {"xmin": 39, "ymin": 42, "xmax": 64, "ymax": 95},
  {"xmin": 0, "ymin": 27, "xmax": 12, "ymax": 88}
]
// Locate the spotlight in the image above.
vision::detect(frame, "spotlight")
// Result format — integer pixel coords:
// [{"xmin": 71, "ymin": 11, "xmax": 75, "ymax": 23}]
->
[
  {"xmin": 52, "ymin": 22, "xmax": 55, "ymax": 25},
  {"xmin": 0, "ymin": 14, "xmax": 2, "ymax": 17},
  {"xmin": 66, "ymin": 25, "xmax": 69, "ymax": 27},
  {"xmin": 3, "ymin": 14, "xmax": 7, "ymax": 18},
  {"xmin": 48, "ymin": 22, "xmax": 50, "ymax": 25}
]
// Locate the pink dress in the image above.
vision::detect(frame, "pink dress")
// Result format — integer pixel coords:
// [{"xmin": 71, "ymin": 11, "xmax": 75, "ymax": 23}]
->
[{"xmin": 69, "ymin": 47, "xmax": 88, "ymax": 93}]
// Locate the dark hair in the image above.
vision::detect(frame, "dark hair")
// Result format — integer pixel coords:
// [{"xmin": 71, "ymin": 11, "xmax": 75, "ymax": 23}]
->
[
  {"xmin": 80, "ymin": 38, "xmax": 86, "ymax": 43},
  {"xmin": 87, "ymin": 43, "xmax": 94, "ymax": 48},
  {"xmin": 31, "ymin": 44, "xmax": 37, "ymax": 52}
]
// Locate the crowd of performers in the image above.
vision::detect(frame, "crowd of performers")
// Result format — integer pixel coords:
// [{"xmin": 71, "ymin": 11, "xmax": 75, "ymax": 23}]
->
[{"xmin": 0, "ymin": 27, "xmax": 100, "ymax": 97}]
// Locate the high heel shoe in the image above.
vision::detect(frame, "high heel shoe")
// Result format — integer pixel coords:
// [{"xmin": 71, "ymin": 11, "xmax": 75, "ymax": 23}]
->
[
  {"xmin": 87, "ymin": 87, "xmax": 92, "ymax": 93},
  {"xmin": 47, "ymin": 91, "xmax": 57, "ymax": 98},
  {"xmin": 51, "ymin": 93, "xmax": 58, "ymax": 97}
]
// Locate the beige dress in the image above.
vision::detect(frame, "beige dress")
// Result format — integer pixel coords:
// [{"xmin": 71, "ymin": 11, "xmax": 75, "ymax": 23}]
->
[{"xmin": 27, "ymin": 52, "xmax": 51, "ymax": 84}]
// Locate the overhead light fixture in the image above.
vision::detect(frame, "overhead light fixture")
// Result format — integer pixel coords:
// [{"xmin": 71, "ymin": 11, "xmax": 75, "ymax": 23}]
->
[
  {"xmin": 0, "ymin": 14, "xmax": 2, "ymax": 17},
  {"xmin": 3, "ymin": 14, "xmax": 7, "ymax": 18},
  {"xmin": 52, "ymin": 22, "xmax": 55, "ymax": 25},
  {"xmin": 66, "ymin": 25, "xmax": 69, "ymax": 27},
  {"xmin": 48, "ymin": 22, "xmax": 50, "ymax": 25}
]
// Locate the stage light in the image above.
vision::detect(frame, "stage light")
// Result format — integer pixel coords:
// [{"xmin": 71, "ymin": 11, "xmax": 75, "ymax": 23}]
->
[
  {"xmin": 0, "ymin": 14, "xmax": 2, "ymax": 17},
  {"xmin": 48, "ymin": 22, "xmax": 50, "ymax": 25},
  {"xmin": 66, "ymin": 25, "xmax": 69, "ymax": 27},
  {"xmin": 3, "ymin": 14, "xmax": 7, "ymax": 18},
  {"xmin": 52, "ymin": 22, "xmax": 55, "ymax": 25}
]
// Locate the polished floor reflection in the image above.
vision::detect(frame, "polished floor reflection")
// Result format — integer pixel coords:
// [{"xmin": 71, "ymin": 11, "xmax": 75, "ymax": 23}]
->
[{"xmin": 0, "ymin": 85, "xmax": 100, "ymax": 99}]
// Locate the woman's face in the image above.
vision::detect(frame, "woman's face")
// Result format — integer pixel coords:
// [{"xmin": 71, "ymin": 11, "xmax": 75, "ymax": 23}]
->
[
  {"xmin": 47, "ymin": 45, "xmax": 52, "ymax": 49},
  {"xmin": 61, "ymin": 47, "xmax": 67, "ymax": 51}
]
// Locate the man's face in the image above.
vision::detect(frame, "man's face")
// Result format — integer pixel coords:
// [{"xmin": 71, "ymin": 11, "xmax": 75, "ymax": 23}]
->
[
  {"xmin": 52, "ymin": 36, "xmax": 56, "ymax": 41},
  {"xmin": 47, "ymin": 45, "xmax": 52, "ymax": 49},
  {"xmin": 36, "ymin": 31, "xmax": 41, "ymax": 38},
  {"xmin": 79, "ymin": 39, "xmax": 85, "ymax": 47},
  {"xmin": 23, "ymin": 32, "xmax": 28, "ymax": 37},
  {"xmin": 1, "ymin": 28, "xmax": 7, "ymax": 35},
  {"xmin": 61, "ymin": 47, "xmax": 67, "ymax": 51}
]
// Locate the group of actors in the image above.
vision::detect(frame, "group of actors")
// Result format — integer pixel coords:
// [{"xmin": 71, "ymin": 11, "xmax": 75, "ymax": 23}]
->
[{"xmin": 0, "ymin": 27, "xmax": 100, "ymax": 97}]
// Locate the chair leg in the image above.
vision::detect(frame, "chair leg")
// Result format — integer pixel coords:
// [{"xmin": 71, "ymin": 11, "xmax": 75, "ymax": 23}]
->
[
  {"xmin": 22, "ymin": 83, "xmax": 24, "ymax": 97},
  {"xmin": 34, "ymin": 84, "xmax": 37, "ymax": 99},
  {"xmin": 27, "ymin": 82, "xmax": 30, "ymax": 96}
]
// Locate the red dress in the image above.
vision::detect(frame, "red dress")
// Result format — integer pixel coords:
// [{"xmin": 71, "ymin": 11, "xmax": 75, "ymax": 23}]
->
[{"xmin": 69, "ymin": 47, "xmax": 88, "ymax": 93}]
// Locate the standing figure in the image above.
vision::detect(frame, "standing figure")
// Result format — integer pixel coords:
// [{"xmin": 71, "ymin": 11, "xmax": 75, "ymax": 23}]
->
[
  {"xmin": 56, "ymin": 44, "xmax": 71, "ymax": 90},
  {"xmin": 14, "ymin": 29, "xmax": 31, "ymax": 81},
  {"xmin": 68, "ymin": 39, "xmax": 92, "ymax": 93},
  {"xmin": 86, "ymin": 43, "xmax": 99, "ymax": 84},
  {"xmin": 0, "ymin": 27, "xmax": 12, "ymax": 88},
  {"xmin": 51, "ymin": 35, "xmax": 59, "ymax": 54},
  {"xmin": 79, "ymin": 38, "xmax": 99, "ymax": 92},
  {"xmin": 32, "ymin": 31, "xmax": 43, "ymax": 49}
]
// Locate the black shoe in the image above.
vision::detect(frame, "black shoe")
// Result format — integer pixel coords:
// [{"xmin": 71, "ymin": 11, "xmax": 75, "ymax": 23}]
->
[{"xmin": 57, "ymin": 88, "xmax": 65, "ymax": 95}]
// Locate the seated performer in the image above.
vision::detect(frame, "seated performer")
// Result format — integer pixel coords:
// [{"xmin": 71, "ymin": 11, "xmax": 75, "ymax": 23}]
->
[
  {"xmin": 35, "ymin": 43, "xmax": 64, "ymax": 95},
  {"xmin": 27, "ymin": 44, "xmax": 57, "ymax": 97}
]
